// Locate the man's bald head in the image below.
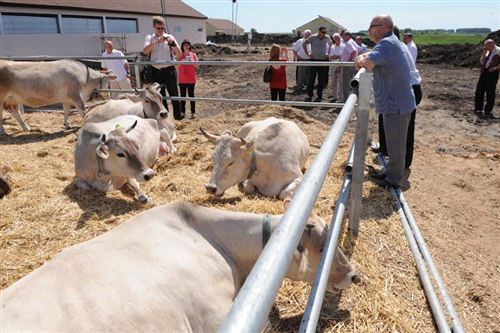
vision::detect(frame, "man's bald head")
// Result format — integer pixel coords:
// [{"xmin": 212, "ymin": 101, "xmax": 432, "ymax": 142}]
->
[
  {"xmin": 484, "ymin": 39, "xmax": 496, "ymax": 51},
  {"xmin": 104, "ymin": 40, "xmax": 113, "ymax": 53},
  {"xmin": 369, "ymin": 14, "xmax": 394, "ymax": 43}
]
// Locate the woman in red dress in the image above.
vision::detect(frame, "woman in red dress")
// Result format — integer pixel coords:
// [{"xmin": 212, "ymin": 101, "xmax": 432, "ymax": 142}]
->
[{"xmin": 268, "ymin": 44, "xmax": 288, "ymax": 101}]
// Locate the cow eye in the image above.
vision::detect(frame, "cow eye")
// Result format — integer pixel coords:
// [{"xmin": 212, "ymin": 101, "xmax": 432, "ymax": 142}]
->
[
  {"xmin": 227, "ymin": 161, "xmax": 234, "ymax": 167},
  {"xmin": 117, "ymin": 152, "xmax": 126, "ymax": 158},
  {"xmin": 319, "ymin": 248, "xmax": 324, "ymax": 253},
  {"xmin": 145, "ymin": 100, "xmax": 151, "ymax": 103}
]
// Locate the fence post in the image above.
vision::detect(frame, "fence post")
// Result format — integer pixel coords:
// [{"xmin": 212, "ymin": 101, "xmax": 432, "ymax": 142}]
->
[
  {"xmin": 134, "ymin": 63, "xmax": 141, "ymax": 89},
  {"xmin": 348, "ymin": 71, "xmax": 372, "ymax": 237}
]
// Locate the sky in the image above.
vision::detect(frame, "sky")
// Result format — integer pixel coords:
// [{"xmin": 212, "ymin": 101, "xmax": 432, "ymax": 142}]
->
[{"xmin": 184, "ymin": 0, "xmax": 500, "ymax": 33}]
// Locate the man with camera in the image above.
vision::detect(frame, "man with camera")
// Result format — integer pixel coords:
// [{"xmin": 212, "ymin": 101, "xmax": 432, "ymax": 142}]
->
[{"xmin": 143, "ymin": 16, "xmax": 183, "ymax": 120}]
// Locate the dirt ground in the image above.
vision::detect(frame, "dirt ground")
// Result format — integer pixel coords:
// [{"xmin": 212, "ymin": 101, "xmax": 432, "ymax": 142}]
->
[{"xmin": 1, "ymin": 49, "xmax": 499, "ymax": 332}]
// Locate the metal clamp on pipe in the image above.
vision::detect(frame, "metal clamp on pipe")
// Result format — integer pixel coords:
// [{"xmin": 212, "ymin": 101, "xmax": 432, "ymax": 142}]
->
[{"xmin": 350, "ymin": 67, "xmax": 367, "ymax": 89}]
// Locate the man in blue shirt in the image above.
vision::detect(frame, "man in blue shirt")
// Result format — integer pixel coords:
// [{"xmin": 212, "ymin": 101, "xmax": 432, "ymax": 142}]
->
[{"xmin": 355, "ymin": 15, "xmax": 416, "ymax": 188}]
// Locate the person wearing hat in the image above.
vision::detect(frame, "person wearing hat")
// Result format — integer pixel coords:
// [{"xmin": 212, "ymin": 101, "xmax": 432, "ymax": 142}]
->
[{"xmin": 177, "ymin": 39, "xmax": 199, "ymax": 119}]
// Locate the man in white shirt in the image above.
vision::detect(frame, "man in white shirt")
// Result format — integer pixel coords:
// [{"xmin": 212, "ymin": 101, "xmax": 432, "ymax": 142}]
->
[
  {"xmin": 292, "ymin": 29, "xmax": 311, "ymax": 91},
  {"xmin": 340, "ymin": 31, "xmax": 358, "ymax": 101},
  {"xmin": 403, "ymin": 32, "xmax": 417, "ymax": 63},
  {"xmin": 328, "ymin": 33, "xmax": 344, "ymax": 102},
  {"xmin": 354, "ymin": 36, "xmax": 368, "ymax": 55},
  {"xmin": 143, "ymin": 16, "xmax": 183, "ymax": 119},
  {"xmin": 101, "ymin": 40, "xmax": 132, "ymax": 99}
]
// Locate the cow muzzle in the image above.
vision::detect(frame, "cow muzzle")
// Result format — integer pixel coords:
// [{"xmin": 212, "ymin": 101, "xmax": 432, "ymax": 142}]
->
[
  {"xmin": 205, "ymin": 184, "xmax": 224, "ymax": 198},
  {"xmin": 159, "ymin": 111, "xmax": 169, "ymax": 119},
  {"xmin": 137, "ymin": 169, "xmax": 155, "ymax": 182}
]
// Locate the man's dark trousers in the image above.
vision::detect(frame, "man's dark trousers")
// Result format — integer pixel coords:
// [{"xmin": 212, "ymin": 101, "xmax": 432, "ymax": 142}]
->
[
  {"xmin": 151, "ymin": 66, "xmax": 183, "ymax": 120},
  {"xmin": 379, "ymin": 84, "xmax": 422, "ymax": 169},
  {"xmin": 307, "ymin": 60, "xmax": 329, "ymax": 98},
  {"xmin": 474, "ymin": 70, "xmax": 499, "ymax": 115}
]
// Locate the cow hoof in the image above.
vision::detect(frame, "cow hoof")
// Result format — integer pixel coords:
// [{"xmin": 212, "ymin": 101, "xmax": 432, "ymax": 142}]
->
[
  {"xmin": 137, "ymin": 194, "xmax": 150, "ymax": 204},
  {"xmin": 237, "ymin": 182, "xmax": 245, "ymax": 192},
  {"xmin": 170, "ymin": 146, "xmax": 177, "ymax": 154},
  {"xmin": 23, "ymin": 126, "xmax": 32, "ymax": 132},
  {"xmin": 64, "ymin": 124, "xmax": 71, "ymax": 130}
]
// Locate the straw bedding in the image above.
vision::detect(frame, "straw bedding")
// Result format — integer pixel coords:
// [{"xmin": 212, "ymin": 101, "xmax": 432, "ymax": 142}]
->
[{"xmin": 1, "ymin": 105, "xmax": 436, "ymax": 332}]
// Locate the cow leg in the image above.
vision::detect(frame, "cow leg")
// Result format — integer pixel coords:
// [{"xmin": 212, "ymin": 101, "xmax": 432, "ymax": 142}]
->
[
  {"xmin": 126, "ymin": 178, "xmax": 151, "ymax": 204},
  {"xmin": 279, "ymin": 176, "xmax": 303, "ymax": 201},
  {"xmin": 0, "ymin": 96, "xmax": 5, "ymax": 135},
  {"xmin": 62, "ymin": 103, "xmax": 72, "ymax": 129},
  {"xmin": 238, "ymin": 180, "xmax": 256, "ymax": 195},
  {"xmin": 8, "ymin": 106, "xmax": 31, "ymax": 132},
  {"xmin": 159, "ymin": 128, "xmax": 176, "ymax": 154}
]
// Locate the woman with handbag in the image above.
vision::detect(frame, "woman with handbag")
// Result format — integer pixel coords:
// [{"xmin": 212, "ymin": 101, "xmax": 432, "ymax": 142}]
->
[
  {"xmin": 177, "ymin": 40, "xmax": 199, "ymax": 119},
  {"xmin": 268, "ymin": 44, "xmax": 288, "ymax": 101}
]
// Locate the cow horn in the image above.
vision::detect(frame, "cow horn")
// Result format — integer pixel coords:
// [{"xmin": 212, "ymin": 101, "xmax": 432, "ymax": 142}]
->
[
  {"xmin": 126, "ymin": 120, "xmax": 138, "ymax": 133},
  {"xmin": 240, "ymin": 137, "xmax": 247, "ymax": 146},
  {"xmin": 199, "ymin": 127, "xmax": 219, "ymax": 144},
  {"xmin": 134, "ymin": 88, "xmax": 145, "ymax": 95}
]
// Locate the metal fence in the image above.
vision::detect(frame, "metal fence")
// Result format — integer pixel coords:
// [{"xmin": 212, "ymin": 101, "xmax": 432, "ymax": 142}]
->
[{"xmin": 2, "ymin": 55, "xmax": 464, "ymax": 333}]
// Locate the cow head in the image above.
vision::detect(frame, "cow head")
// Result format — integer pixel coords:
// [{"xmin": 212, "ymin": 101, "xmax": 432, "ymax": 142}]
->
[
  {"xmin": 128, "ymin": 83, "xmax": 169, "ymax": 126},
  {"xmin": 85, "ymin": 67, "xmax": 117, "ymax": 101},
  {"xmin": 286, "ymin": 212, "xmax": 359, "ymax": 293},
  {"xmin": 200, "ymin": 127, "xmax": 255, "ymax": 198},
  {"xmin": 95, "ymin": 121, "xmax": 155, "ymax": 182}
]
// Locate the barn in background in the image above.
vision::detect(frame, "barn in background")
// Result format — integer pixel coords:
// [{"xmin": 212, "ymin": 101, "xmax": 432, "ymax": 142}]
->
[
  {"xmin": 206, "ymin": 18, "xmax": 244, "ymax": 37},
  {"xmin": 0, "ymin": 0, "xmax": 208, "ymax": 57},
  {"xmin": 294, "ymin": 15, "xmax": 347, "ymax": 37}
]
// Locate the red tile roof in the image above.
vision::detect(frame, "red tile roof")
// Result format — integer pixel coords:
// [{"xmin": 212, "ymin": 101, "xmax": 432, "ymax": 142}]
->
[
  {"xmin": 0, "ymin": 0, "xmax": 207, "ymax": 19},
  {"xmin": 206, "ymin": 18, "xmax": 244, "ymax": 32}
]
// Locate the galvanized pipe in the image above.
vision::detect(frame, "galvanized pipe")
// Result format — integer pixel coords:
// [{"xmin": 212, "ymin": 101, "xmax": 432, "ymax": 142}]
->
[
  {"xmin": 94, "ymin": 91, "xmax": 345, "ymax": 108},
  {"xmin": 0, "ymin": 55, "xmax": 136, "ymax": 61},
  {"xmin": 396, "ymin": 190, "xmax": 464, "ymax": 333},
  {"xmin": 299, "ymin": 173, "xmax": 352, "ymax": 333},
  {"xmin": 218, "ymin": 94, "xmax": 358, "ymax": 333},
  {"xmin": 134, "ymin": 60, "xmax": 355, "ymax": 67},
  {"xmin": 376, "ymin": 155, "xmax": 452, "ymax": 333},
  {"xmin": 349, "ymin": 68, "xmax": 367, "ymax": 89},
  {"xmin": 344, "ymin": 143, "xmax": 356, "ymax": 173}
]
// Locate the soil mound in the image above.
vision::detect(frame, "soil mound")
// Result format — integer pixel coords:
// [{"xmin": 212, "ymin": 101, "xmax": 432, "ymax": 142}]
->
[{"xmin": 418, "ymin": 29, "xmax": 499, "ymax": 67}]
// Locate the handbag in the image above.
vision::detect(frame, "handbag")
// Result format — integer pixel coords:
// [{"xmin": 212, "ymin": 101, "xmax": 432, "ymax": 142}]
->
[
  {"xmin": 263, "ymin": 66, "xmax": 272, "ymax": 83},
  {"xmin": 140, "ymin": 64, "xmax": 154, "ymax": 84}
]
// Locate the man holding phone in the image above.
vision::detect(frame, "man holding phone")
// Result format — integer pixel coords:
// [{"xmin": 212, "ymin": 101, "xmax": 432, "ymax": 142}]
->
[{"xmin": 143, "ymin": 16, "xmax": 183, "ymax": 119}]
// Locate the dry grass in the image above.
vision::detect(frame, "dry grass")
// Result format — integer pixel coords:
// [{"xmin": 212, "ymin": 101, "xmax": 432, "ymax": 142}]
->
[{"xmin": 1, "ymin": 105, "xmax": 438, "ymax": 332}]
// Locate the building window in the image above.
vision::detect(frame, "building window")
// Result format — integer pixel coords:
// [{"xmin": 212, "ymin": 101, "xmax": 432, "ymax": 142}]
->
[
  {"xmin": 2, "ymin": 13, "xmax": 59, "ymax": 34},
  {"xmin": 62, "ymin": 15, "xmax": 102, "ymax": 33},
  {"xmin": 174, "ymin": 25, "xmax": 181, "ymax": 33},
  {"xmin": 197, "ymin": 27, "xmax": 203, "ymax": 32},
  {"xmin": 106, "ymin": 18, "xmax": 138, "ymax": 33}
]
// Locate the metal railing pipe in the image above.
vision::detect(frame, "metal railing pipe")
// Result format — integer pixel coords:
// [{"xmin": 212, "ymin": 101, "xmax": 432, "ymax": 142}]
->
[
  {"xmin": 218, "ymin": 94, "xmax": 358, "ymax": 333},
  {"xmin": 377, "ymin": 156, "xmax": 464, "ymax": 333},
  {"xmin": 376, "ymin": 155, "xmax": 451, "ymax": 333},
  {"xmin": 94, "ymin": 91, "xmax": 346, "ymax": 108},
  {"xmin": 397, "ymin": 191, "xmax": 464, "ymax": 333},
  {"xmin": 349, "ymin": 68, "xmax": 367, "ymax": 89},
  {"xmin": 344, "ymin": 143, "xmax": 356, "ymax": 173},
  {"xmin": 134, "ymin": 60, "xmax": 355, "ymax": 67},
  {"xmin": 299, "ymin": 172, "xmax": 352, "ymax": 333},
  {"xmin": 0, "ymin": 55, "xmax": 136, "ymax": 61}
]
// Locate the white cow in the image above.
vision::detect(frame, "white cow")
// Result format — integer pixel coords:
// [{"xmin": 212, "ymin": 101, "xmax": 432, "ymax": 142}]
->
[
  {"xmin": 85, "ymin": 83, "xmax": 176, "ymax": 153},
  {"xmin": 201, "ymin": 117, "xmax": 310, "ymax": 200},
  {"xmin": 0, "ymin": 59, "xmax": 114, "ymax": 134},
  {"xmin": 75, "ymin": 115, "xmax": 169, "ymax": 203},
  {"xmin": 0, "ymin": 201, "xmax": 358, "ymax": 332}
]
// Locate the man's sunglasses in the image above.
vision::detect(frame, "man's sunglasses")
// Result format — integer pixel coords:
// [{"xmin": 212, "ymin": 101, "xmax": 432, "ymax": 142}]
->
[
  {"xmin": 319, "ymin": 30, "xmax": 327, "ymax": 33},
  {"xmin": 369, "ymin": 24, "xmax": 383, "ymax": 30},
  {"xmin": 156, "ymin": 27, "xmax": 165, "ymax": 30}
]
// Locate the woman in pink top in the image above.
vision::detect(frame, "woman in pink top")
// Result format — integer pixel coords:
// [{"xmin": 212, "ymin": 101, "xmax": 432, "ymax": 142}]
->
[{"xmin": 177, "ymin": 40, "xmax": 198, "ymax": 119}]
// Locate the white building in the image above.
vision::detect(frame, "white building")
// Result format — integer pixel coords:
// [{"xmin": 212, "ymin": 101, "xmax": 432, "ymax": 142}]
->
[{"xmin": 0, "ymin": 0, "xmax": 207, "ymax": 57}]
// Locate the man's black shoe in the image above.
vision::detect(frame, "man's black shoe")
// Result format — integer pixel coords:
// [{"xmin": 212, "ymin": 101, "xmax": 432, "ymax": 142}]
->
[
  {"xmin": 314, "ymin": 96, "xmax": 323, "ymax": 102},
  {"xmin": 304, "ymin": 97, "xmax": 312, "ymax": 102},
  {"xmin": 370, "ymin": 177, "xmax": 395, "ymax": 189},
  {"xmin": 330, "ymin": 98, "xmax": 338, "ymax": 103},
  {"xmin": 370, "ymin": 171, "xmax": 387, "ymax": 180}
]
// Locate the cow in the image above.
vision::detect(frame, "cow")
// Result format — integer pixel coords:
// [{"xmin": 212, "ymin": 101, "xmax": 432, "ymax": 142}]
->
[
  {"xmin": 201, "ymin": 117, "xmax": 310, "ymax": 200},
  {"xmin": 0, "ymin": 201, "xmax": 358, "ymax": 332},
  {"xmin": 0, "ymin": 59, "xmax": 114, "ymax": 134},
  {"xmin": 0, "ymin": 172, "xmax": 10, "ymax": 199},
  {"xmin": 84, "ymin": 83, "xmax": 176, "ymax": 153},
  {"xmin": 75, "ymin": 115, "xmax": 168, "ymax": 204}
]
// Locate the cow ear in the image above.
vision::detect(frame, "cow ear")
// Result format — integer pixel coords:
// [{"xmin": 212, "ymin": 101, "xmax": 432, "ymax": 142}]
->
[
  {"xmin": 126, "ymin": 120, "xmax": 138, "ymax": 133},
  {"xmin": 106, "ymin": 74, "xmax": 117, "ymax": 81},
  {"xmin": 200, "ymin": 127, "xmax": 219, "ymax": 144},
  {"xmin": 96, "ymin": 141, "xmax": 109, "ymax": 159},
  {"xmin": 127, "ymin": 94, "xmax": 142, "ymax": 103},
  {"xmin": 240, "ymin": 137, "xmax": 254, "ymax": 151}
]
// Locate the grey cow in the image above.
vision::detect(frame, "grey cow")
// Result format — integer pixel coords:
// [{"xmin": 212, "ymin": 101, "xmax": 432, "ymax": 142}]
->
[
  {"xmin": 0, "ymin": 59, "xmax": 114, "ymax": 134},
  {"xmin": 1, "ymin": 201, "xmax": 358, "ymax": 332},
  {"xmin": 75, "ymin": 115, "xmax": 168, "ymax": 203}
]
